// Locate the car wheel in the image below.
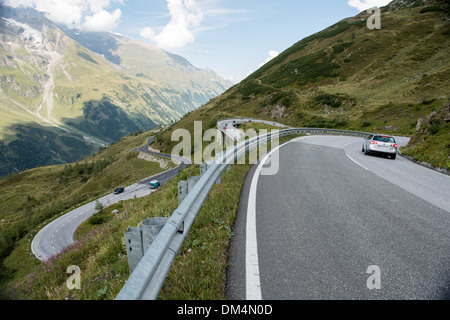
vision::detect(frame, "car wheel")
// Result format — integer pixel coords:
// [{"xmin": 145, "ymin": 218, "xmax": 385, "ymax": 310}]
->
[
  {"xmin": 391, "ymin": 153, "xmax": 396, "ymax": 160},
  {"xmin": 364, "ymin": 146, "xmax": 370, "ymax": 155}
]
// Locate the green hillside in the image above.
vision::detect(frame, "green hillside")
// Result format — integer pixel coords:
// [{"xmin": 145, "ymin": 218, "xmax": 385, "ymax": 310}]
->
[
  {"xmin": 0, "ymin": 128, "xmax": 174, "ymax": 289},
  {"xmin": 0, "ymin": 5, "xmax": 231, "ymax": 176},
  {"xmin": 153, "ymin": 0, "xmax": 449, "ymax": 169}
]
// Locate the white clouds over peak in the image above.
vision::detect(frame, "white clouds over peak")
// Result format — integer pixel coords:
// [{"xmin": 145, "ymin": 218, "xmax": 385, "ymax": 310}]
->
[
  {"xmin": 82, "ymin": 9, "xmax": 122, "ymax": 32},
  {"xmin": 347, "ymin": 0, "xmax": 392, "ymax": 11},
  {"xmin": 4, "ymin": 0, "xmax": 123, "ymax": 32},
  {"xmin": 140, "ymin": 0, "xmax": 203, "ymax": 51},
  {"xmin": 226, "ymin": 50, "xmax": 280, "ymax": 84},
  {"xmin": 258, "ymin": 50, "xmax": 279, "ymax": 68}
]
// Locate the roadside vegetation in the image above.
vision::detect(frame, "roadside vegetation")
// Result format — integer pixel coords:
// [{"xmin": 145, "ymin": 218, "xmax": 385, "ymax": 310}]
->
[
  {"xmin": 0, "ymin": 128, "xmax": 174, "ymax": 294},
  {"xmin": 3, "ymin": 133, "xmax": 299, "ymax": 300},
  {"xmin": 401, "ymin": 104, "xmax": 450, "ymax": 170}
]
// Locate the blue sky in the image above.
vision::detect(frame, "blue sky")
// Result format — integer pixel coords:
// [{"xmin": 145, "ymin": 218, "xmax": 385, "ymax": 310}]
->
[{"xmin": 5, "ymin": 0, "xmax": 392, "ymax": 83}]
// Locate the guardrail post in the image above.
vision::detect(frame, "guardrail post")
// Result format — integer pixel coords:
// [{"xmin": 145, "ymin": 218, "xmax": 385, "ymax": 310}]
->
[
  {"xmin": 124, "ymin": 217, "xmax": 169, "ymax": 275},
  {"xmin": 200, "ymin": 164, "xmax": 208, "ymax": 176},
  {"xmin": 178, "ymin": 180, "xmax": 188, "ymax": 205},
  {"xmin": 124, "ymin": 227, "xmax": 144, "ymax": 274},
  {"xmin": 141, "ymin": 217, "xmax": 169, "ymax": 254}
]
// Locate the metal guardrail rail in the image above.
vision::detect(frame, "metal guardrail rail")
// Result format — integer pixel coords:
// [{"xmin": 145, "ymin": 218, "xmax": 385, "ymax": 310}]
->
[{"xmin": 115, "ymin": 124, "xmax": 371, "ymax": 300}]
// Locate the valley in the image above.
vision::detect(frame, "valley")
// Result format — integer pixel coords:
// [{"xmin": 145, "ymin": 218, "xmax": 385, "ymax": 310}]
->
[{"xmin": 0, "ymin": 5, "xmax": 232, "ymax": 176}]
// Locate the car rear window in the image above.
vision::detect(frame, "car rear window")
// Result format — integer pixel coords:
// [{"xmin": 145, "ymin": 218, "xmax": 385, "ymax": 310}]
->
[{"xmin": 373, "ymin": 136, "xmax": 395, "ymax": 143}]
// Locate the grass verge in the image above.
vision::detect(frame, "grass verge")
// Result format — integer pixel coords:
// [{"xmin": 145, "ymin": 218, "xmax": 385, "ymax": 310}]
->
[
  {"xmin": 4, "ymin": 134, "xmax": 298, "ymax": 300},
  {"xmin": 0, "ymin": 129, "xmax": 174, "ymax": 294}
]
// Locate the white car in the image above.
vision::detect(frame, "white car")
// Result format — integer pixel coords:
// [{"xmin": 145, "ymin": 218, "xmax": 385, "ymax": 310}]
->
[{"xmin": 362, "ymin": 134, "xmax": 398, "ymax": 160}]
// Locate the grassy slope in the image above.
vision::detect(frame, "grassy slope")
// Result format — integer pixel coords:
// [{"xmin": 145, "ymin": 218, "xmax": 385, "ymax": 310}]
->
[
  {"xmin": 152, "ymin": 2, "xmax": 449, "ymax": 169},
  {"xmin": 0, "ymin": 5, "xmax": 230, "ymax": 178},
  {"xmin": 0, "ymin": 21, "xmax": 189, "ymax": 141},
  {"xmin": 400, "ymin": 104, "xmax": 450, "ymax": 169},
  {"xmin": 0, "ymin": 128, "xmax": 175, "ymax": 288},
  {"xmin": 49, "ymin": 29, "xmax": 181, "ymax": 128},
  {"xmin": 0, "ymin": 17, "xmax": 200, "ymax": 176},
  {"xmin": 3, "ymin": 133, "xmax": 298, "ymax": 300}
]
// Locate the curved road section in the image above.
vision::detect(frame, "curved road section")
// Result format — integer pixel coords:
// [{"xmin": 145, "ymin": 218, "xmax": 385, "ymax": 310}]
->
[
  {"xmin": 32, "ymin": 137, "xmax": 190, "ymax": 261},
  {"xmin": 217, "ymin": 118, "xmax": 290, "ymax": 141},
  {"xmin": 228, "ymin": 135, "xmax": 450, "ymax": 300}
]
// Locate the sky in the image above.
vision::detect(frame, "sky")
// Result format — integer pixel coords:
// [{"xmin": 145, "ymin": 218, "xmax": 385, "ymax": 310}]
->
[{"xmin": 3, "ymin": 0, "xmax": 392, "ymax": 83}]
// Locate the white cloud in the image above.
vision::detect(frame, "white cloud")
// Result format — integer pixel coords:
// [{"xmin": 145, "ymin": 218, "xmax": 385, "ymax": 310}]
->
[
  {"xmin": 140, "ymin": 0, "xmax": 204, "ymax": 51},
  {"xmin": 140, "ymin": 27, "xmax": 155, "ymax": 40},
  {"xmin": 225, "ymin": 72, "xmax": 248, "ymax": 84},
  {"xmin": 82, "ymin": 9, "xmax": 122, "ymax": 32},
  {"xmin": 347, "ymin": 0, "xmax": 392, "ymax": 12},
  {"xmin": 4, "ymin": 0, "xmax": 34, "ymax": 8},
  {"xmin": 4, "ymin": 0, "xmax": 123, "ymax": 32},
  {"xmin": 226, "ymin": 50, "xmax": 280, "ymax": 84},
  {"xmin": 257, "ymin": 50, "xmax": 279, "ymax": 68}
]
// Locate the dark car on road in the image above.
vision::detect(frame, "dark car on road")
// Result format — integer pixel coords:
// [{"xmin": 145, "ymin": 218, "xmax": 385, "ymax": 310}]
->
[{"xmin": 113, "ymin": 187, "xmax": 125, "ymax": 194}]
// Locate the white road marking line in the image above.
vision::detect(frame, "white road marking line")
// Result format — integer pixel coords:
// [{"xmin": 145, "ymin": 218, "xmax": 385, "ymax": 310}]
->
[
  {"xmin": 246, "ymin": 139, "xmax": 297, "ymax": 300},
  {"xmin": 346, "ymin": 154, "xmax": 370, "ymax": 171}
]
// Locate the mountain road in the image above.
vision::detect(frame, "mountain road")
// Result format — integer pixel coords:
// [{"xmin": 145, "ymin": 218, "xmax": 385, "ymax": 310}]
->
[
  {"xmin": 227, "ymin": 134, "xmax": 450, "ymax": 300},
  {"xmin": 32, "ymin": 137, "xmax": 190, "ymax": 261}
]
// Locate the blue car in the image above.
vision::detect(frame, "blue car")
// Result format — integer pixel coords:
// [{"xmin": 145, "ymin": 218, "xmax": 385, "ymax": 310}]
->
[{"xmin": 149, "ymin": 180, "xmax": 161, "ymax": 189}]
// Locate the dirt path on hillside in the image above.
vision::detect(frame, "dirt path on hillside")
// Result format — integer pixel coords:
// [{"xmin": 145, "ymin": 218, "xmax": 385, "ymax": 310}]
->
[{"xmin": 37, "ymin": 50, "xmax": 63, "ymax": 123}]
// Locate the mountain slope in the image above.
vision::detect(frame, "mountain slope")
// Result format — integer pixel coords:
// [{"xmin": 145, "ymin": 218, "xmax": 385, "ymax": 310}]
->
[
  {"xmin": 0, "ymin": 5, "xmax": 232, "ymax": 176},
  {"xmin": 153, "ymin": 0, "xmax": 449, "ymax": 169},
  {"xmin": 61, "ymin": 28, "xmax": 231, "ymax": 104}
]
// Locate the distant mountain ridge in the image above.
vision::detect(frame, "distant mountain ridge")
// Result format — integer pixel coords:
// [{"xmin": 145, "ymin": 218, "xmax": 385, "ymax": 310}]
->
[
  {"xmin": 60, "ymin": 26, "xmax": 231, "ymax": 98},
  {"xmin": 0, "ymin": 4, "xmax": 232, "ymax": 176}
]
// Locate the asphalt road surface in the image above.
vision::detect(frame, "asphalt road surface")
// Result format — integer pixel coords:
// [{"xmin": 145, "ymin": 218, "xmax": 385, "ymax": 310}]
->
[
  {"xmin": 227, "ymin": 135, "xmax": 450, "ymax": 300},
  {"xmin": 32, "ymin": 138, "xmax": 190, "ymax": 261}
]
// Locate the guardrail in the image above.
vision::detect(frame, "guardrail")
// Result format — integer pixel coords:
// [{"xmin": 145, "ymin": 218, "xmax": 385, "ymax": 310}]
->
[{"xmin": 115, "ymin": 124, "xmax": 371, "ymax": 300}]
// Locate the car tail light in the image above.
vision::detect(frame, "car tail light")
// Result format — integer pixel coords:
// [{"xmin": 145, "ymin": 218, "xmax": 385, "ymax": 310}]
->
[
  {"xmin": 391, "ymin": 144, "xmax": 398, "ymax": 148},
  {"xmin": 370, "ymin": 141, "xmax": 377, "ymax": 145}
]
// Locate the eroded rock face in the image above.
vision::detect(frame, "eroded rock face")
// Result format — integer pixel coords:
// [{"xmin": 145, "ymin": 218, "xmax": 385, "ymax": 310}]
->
[
  {"xmin": 416, "ymin": 117, "xmax": 427, "ymax": 133},
  {"xmin": 444, "ymin": 103, "xmax": 450, "ymax": 123},
  {"xmin": 138, "ymin": 152, "xmax": 172, "ymax": 169},
  {"xmin": 415, "ymin": 103, "xmax": 449, "ymax": 135}
]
